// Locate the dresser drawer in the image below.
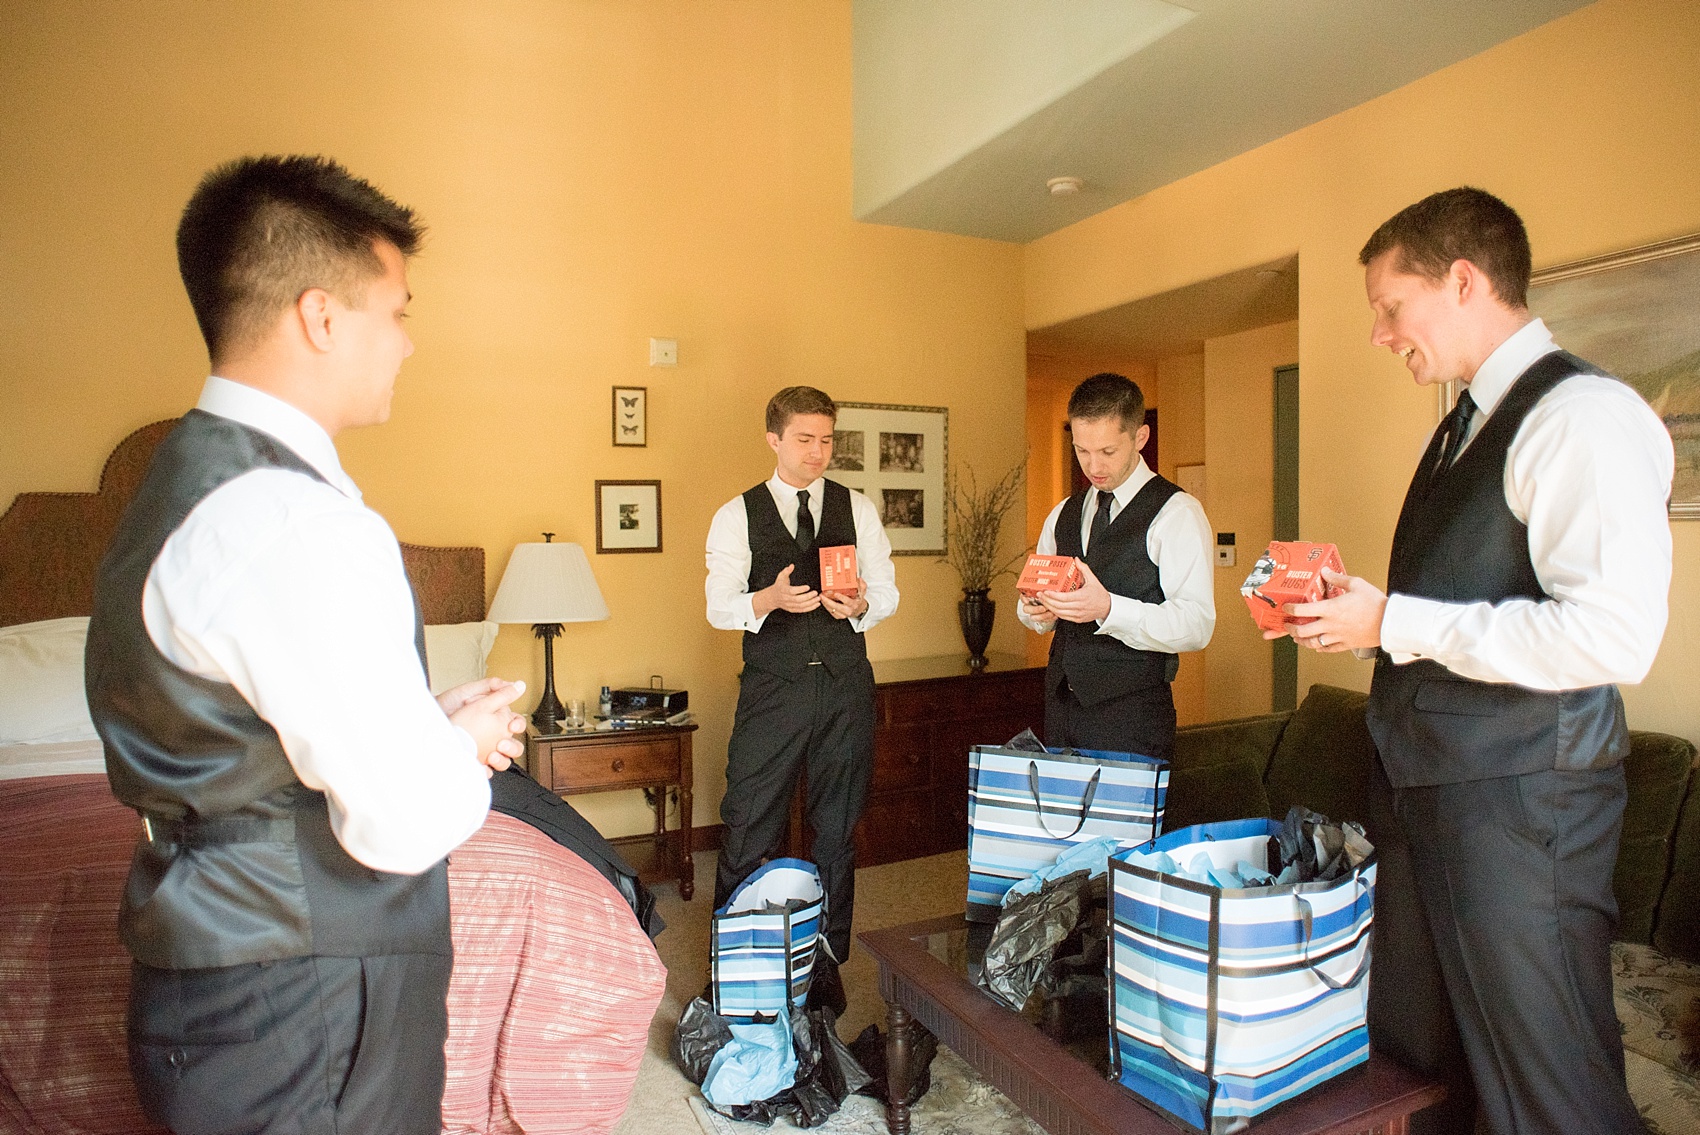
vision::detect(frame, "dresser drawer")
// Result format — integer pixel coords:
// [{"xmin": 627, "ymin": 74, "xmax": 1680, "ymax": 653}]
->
[
  {"xmin": 871, "ymin": 723, "xmax": 930, "ymax": 792},
  {"xmin": 547, "ymin": 738, "xmax": 680, "ymax": 792},
  {"xmin": 881, "ymin": 673, "xmax": 1030, "ymax": 725}
]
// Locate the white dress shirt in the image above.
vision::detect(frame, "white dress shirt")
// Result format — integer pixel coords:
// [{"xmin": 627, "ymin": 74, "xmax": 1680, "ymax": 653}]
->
[
  {"xmin": 1380, "ymin": 318, "xmax": 1675, "ymax": 689},
  {"xmin": 1018, "ymin": 459, "xmax": 1216, "ymax": 653},
  {"xmin": 705, "ymin": 473, "xmax": 898, "ymax": 634},
  {"xmin": 142, "ymin": 376, "xmax": 492, "ymax": 875}
]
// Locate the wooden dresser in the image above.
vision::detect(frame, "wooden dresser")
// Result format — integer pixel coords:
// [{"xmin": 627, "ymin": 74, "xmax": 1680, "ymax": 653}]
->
[{"xmin": 785, "ymin": 651, "xmax": 1047, "ymax": 869}]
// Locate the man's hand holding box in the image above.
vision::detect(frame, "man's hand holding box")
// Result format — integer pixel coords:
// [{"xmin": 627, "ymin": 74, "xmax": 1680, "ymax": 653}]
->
[{"xmin": 1241, "ymin": 541, "xmax": 1346, "ymax": 633}]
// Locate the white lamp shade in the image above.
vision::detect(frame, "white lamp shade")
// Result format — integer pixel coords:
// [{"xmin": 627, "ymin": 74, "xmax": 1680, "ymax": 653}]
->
[{"xmin": 487, "ymin": 541, "xmax": 610, "ymax": 624}]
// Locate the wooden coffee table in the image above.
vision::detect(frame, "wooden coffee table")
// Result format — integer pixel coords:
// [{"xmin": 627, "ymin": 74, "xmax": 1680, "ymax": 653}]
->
[{"xmin": 859, "ymin": 914, "xmax": 1445, "ymax": 1135}]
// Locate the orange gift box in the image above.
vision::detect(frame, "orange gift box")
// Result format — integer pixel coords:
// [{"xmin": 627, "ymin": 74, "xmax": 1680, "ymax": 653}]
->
[
  {"xmin": 1241, "ymin": 541, "xmax": 1346, "ymax": 632},
  {"xmin": 1018, "ymin": 554, "xmax": 1085, "ymax": 599},
  {"xmin": 818, "ymin": 545, "xmax": 859, "ymax": 596}
]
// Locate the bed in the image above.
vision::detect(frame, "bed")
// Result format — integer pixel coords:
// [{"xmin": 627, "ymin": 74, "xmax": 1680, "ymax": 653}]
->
[{"xmin": 0, "ymin": 421, "xmax": 667, "ymax": 1135}]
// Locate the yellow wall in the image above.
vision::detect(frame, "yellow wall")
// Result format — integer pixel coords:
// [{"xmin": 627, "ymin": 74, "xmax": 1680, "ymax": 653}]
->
[
  {"xmin": 1024, "ymin": 0, "xmax": 1700, "ymax": 749},
  {"xmin": 1201, "ymin": 321, "xmax": 1299, "ymax": 721},
  {"xmin": 1156, "ymin": 352, "xmax": 1208, "ymax": 725},
  {"xmin": 0, "ymin": 0, "xmax": 1028, "ymax": 836}
]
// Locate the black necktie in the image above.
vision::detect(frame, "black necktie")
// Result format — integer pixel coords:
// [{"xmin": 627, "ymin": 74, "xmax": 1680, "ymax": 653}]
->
[
  {"xmin": 1088, "ymin": 489, "xmax": 1114, "ymax": 552},
  {"xmin": 796, "ymin": 490, "xmax": 815, "ymax": 552},
  {"xmin": 1433, "ymin": 390, "xmax": 1478, "ymax": 482}
]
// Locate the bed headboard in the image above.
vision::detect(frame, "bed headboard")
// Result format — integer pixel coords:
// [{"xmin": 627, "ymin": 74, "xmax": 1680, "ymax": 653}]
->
[{"xmin": 0, "ymin": 418, "xmax": 486, "ymax": 628}]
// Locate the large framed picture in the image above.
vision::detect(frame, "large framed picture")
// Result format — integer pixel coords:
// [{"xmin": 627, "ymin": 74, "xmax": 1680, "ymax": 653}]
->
[
  {"xmin": 827, "ymin": 402, "xmax": 948, "ymax": 554},
  {"xmin": 595, "ymin": 480, "xmax": 662, "ymax": 553},
  {"xmin": 1528, "ymin": 232, "xmax": 1700, "ymax": 517}
]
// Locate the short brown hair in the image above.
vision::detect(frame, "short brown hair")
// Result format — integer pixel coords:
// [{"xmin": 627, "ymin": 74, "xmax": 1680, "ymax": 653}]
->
[
  {"xmin": 1067, "ymin": 373, "xmax": 1146, "ymax": 434},
  {"xmin": 765, "ymin": 386, "xmax": 837, "ymax": 436},
  {"xmin": 176, "ymin": 155, "xmax": 425, "ymax": 363},
  {"xmin": 1359, "ymin": 187, "xmax": 1531, "ymax": 309}
]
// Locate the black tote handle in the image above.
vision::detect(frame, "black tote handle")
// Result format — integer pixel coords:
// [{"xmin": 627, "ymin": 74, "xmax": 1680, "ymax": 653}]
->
[
  {"xmin": 1295, "ymin": 872, "xmax": 1373, "ymax": 991},
  {"xmin": 1027, "ymin": 760, "xmax": 1102, "ymax": 840}
]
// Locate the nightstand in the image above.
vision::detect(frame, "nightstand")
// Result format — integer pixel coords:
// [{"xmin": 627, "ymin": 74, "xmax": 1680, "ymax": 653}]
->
[{"xmin": 525, "ymin": 723, "xmax": 697, "ymax": 899}]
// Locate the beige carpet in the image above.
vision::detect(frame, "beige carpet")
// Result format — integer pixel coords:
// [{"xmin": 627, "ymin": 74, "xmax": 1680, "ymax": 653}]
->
[{"xmin": 611, "ymin": 848, "xmax": 1015, "ymax": 1135}]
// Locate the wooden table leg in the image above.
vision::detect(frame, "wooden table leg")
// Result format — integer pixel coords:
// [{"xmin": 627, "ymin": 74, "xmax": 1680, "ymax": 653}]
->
[
  {"xmin": 886, "ymin": 1003, "xmax": 918, "ymax": 1135},
  {"xmin": 678, "ymin": 732, "xmax": 694, "ymax": 899}
]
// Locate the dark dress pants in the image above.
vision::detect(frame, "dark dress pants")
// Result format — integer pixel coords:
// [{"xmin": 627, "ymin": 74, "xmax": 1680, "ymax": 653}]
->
[
  {"xmin": 715, "ymin": 659, "xmax": 876, "ymax": 962},
  {"xmin": 1394, "ymin": 766, "xmax": 1643, "ymax": 1135},
  {"xmin": 1043, "ymin": 672, "xmax": 1177, "ymax": 761},
  {"xmin": 129, "ymin": 951, "xmax": 451, "ymax": 1135}
]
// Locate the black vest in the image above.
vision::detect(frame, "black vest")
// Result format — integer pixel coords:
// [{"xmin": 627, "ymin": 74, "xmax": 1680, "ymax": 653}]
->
[
  {"xmin": 741, "ymin": 479, "xmax": 868, "ymax": 680},
  {"xmin": 1047, "ymin": 476, "xmax": 1181, "ymax": 707},
  {"xmin": 1366, "ymin": 352, "xmax": 1629, "ymax": 788},
  {"xmin": 86, "ymin": 410, "xmax": 451, "ymax": 969}
]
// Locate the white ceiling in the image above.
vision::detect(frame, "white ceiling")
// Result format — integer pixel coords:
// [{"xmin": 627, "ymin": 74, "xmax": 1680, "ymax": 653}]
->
[
  {"xmin": 854, "ymin": 0, "xmax": 1595, "ymax": 244},
  {"xmin": 1027, "ymin": 254, "xmax": 1298, "ymax": 360}
]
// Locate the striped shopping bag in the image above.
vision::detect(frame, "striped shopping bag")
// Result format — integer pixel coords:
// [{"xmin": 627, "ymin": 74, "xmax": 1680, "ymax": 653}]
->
[
  {"xmin": 1107, "ymin": 819, "xmax": 1376, "ymax": 1134},
  {"xmin": 710, "ymin": 858, "xmax": 825, "ymax": 1021},
  {"xmin": 966, "ymin": 744, "xmax": 1168, "ymax": 922}
]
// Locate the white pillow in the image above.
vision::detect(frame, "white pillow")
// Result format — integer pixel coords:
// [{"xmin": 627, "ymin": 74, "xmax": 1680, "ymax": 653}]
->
[
  {"xmin": 0, "ymin": 616, "xmax": 100, "ymax": 744},
  {"xmin": 423, "ymin": 621, "xmax": 500, "ymax": 696}
]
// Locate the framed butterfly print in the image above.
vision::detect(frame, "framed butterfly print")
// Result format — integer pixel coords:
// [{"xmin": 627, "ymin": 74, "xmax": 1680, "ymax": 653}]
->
[{"xmin": 612, "ymin": 385, "xmax": 647, "ymax": 447}]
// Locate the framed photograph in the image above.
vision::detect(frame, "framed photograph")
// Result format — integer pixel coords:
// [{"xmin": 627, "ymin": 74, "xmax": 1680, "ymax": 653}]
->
[
  {"xmin": 595, "ymin": 480, "xmax": 662, "ymax": 553},
  {"xmin": 1529, "ymin": 232, "xmax": 1700, "ymax": 517},
  {"xmin": 612, "ymin": 385, "xmax": 647, "ymax": 447},
  {"xmin": 827, "ymin": 402, "xmax": 948, "ymax": 554}
]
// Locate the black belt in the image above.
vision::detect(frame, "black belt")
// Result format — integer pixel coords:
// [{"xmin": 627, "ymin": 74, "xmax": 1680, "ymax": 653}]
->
[{"xmin": 140, "ymin": 813, "xmax": 296, "ymax": 847}]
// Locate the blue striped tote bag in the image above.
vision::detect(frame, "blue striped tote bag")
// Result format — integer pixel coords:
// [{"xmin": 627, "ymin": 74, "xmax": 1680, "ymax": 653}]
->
[
  {"xmin": 966, "ymin": 744, "xmax": 1168, "ymax": 922},
  {"xmin": 710, "ymin": 858, "xmax": 825, "ymax": 1022},
  {"xmin": 1108, "ymin": 819, "xmax": 1376, "ymax": 1134}
]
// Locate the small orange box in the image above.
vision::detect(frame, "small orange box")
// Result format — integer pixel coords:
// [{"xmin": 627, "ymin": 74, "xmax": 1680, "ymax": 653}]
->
[
  {"xmin": 1241, "ymin": 542, "xmax": 1346, "ymax": 632},
  {"xmin": 818, "ymin": 545, "xmax": 859, "ymax": 596},
  {"xmin": 1018, "ymin": 554, "xmax": 1085, "ymax": 599}
]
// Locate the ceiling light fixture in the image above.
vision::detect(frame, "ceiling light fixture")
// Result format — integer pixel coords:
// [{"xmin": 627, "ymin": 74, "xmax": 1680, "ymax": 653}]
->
[{"xmin": 1047, "ymin": 176, "xmax": 1084, "ymax": 197}]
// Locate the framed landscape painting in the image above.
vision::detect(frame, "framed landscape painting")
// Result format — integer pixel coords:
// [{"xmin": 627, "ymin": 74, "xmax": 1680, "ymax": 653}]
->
[
  {"xmin": 826, "ymin": 402, "xmax": 948, "ymax": 554},
  {"xmin": 1529, "ymin": 233, "xmax": 1700, "ymax": 517}
]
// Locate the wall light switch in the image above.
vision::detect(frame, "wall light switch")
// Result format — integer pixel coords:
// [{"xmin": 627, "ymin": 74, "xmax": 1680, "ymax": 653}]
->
[{"xmin": 649, "ymin": 337, "xmax": 678, "ymax": 367}]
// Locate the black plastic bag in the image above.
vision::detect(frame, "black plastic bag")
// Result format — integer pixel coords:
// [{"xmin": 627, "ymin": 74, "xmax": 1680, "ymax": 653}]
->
[
  {"xmin": 673, "ymin": 995, "xmax": 733, "ymax": 1086},
  {"xmin": 849, "ymin": 1021, "xmax": 939, "ymax": 1107},
  {"xmin": 677, "ymin": 996, "xmax": 872, "ymax": 1128},
  {"xmin": 977, "ymin": 868, "xmax": 1092, "ymax": 1012}
]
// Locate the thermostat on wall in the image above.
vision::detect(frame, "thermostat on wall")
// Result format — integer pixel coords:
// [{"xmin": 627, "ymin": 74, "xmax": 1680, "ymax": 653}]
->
[{"xmin": 1215, "ymin": 532, "xmax": 1236, "ymax": 568}]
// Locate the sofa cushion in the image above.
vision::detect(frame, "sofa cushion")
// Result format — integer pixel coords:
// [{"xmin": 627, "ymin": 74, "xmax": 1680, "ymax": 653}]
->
[
  {"xmin": 1164, "ymin": 757, "xmax": 1273, "ymax": 834},
  {"xmin": 1654, "ymin": 756, "xmax": 1700, "ymax": 965},
  {"xmin": 1164, "ymin": 712, "xmax": 1286, "ymax": 832},
  {"xmin": 1618, "ymin": 732, "xmax": 1698, "ymax": 947},
  {"xmin": 1263, "ymin": 684, "xmax": 1379, "ymax": 825}
]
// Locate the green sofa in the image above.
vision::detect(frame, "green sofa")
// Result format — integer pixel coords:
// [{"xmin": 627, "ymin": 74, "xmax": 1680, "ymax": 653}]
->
[{"xmin": 1166, "ymin": 684, "xmax": 1700, "ymax": 1135}]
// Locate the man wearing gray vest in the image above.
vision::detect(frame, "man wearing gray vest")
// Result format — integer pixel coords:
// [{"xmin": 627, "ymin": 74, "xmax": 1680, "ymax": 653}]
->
[
  {"xmin": 705, "ymin": 387, "xmax": 898, "ymax": 1004},
  {"xmin": 1019, "ymin": 374, "xmax": 1215, "ymax": 761},
  {"xmin": 1282, "ymin": 188, "xmax": 1673, "ymax": 1135},
  {"xmin": 86, "ymin": 156, "xmax": 526, "ymax": 1135}
]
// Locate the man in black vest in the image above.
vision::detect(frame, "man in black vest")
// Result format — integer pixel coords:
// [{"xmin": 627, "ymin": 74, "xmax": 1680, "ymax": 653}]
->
[
  {"xmin": 86, "ymin": 156, "xmax": 526, "ymax": 1135},
  {"xmin": 1281, "ymin": 188, "xmax": 1673, "ymax": 1135},
  {"xmin": 1020, "ymin": 374, "xmax": 1215, "ymax": 760},
  {"xmin": 705, "ymin": 386, "xmax": 899, "ymax": 1001}
]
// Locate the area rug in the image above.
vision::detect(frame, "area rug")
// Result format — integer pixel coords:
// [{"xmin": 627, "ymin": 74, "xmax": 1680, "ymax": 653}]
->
[{"xmin": 687, "ymin": 1045, "xmax": 1044, "ymax": 1135}]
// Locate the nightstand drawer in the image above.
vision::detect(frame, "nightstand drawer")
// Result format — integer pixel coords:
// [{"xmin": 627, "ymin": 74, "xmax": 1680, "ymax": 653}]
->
[{"xmin": 548, "ymin": 738, "xmax": 680, "ymax": 791}]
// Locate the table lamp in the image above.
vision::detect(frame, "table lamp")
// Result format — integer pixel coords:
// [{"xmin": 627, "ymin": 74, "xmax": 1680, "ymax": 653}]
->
[{"xmin": 488, "ymin": 533, "xmax": 610, "ymax": 733}]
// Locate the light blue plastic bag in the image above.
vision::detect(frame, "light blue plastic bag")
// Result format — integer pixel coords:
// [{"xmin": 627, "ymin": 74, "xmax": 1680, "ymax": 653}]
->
[
  {"xmin": 701, "ymin": 1012, "xmax": 798, "ymax": 1108},
  {"xmin": 1001, "ymin": 835, "xmax": 1123, "ymax": 904}
]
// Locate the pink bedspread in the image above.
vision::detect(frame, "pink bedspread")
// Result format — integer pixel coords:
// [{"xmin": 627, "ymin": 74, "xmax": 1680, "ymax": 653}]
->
[{"xmin": 0, "ymin": 775, "xmax": 666, "ymax": 1135}]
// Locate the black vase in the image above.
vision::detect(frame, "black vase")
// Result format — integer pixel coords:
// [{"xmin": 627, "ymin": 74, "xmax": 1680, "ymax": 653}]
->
[{"xmin": 958, "ymin": 588, "xmax": 995, "ymax": 669}]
